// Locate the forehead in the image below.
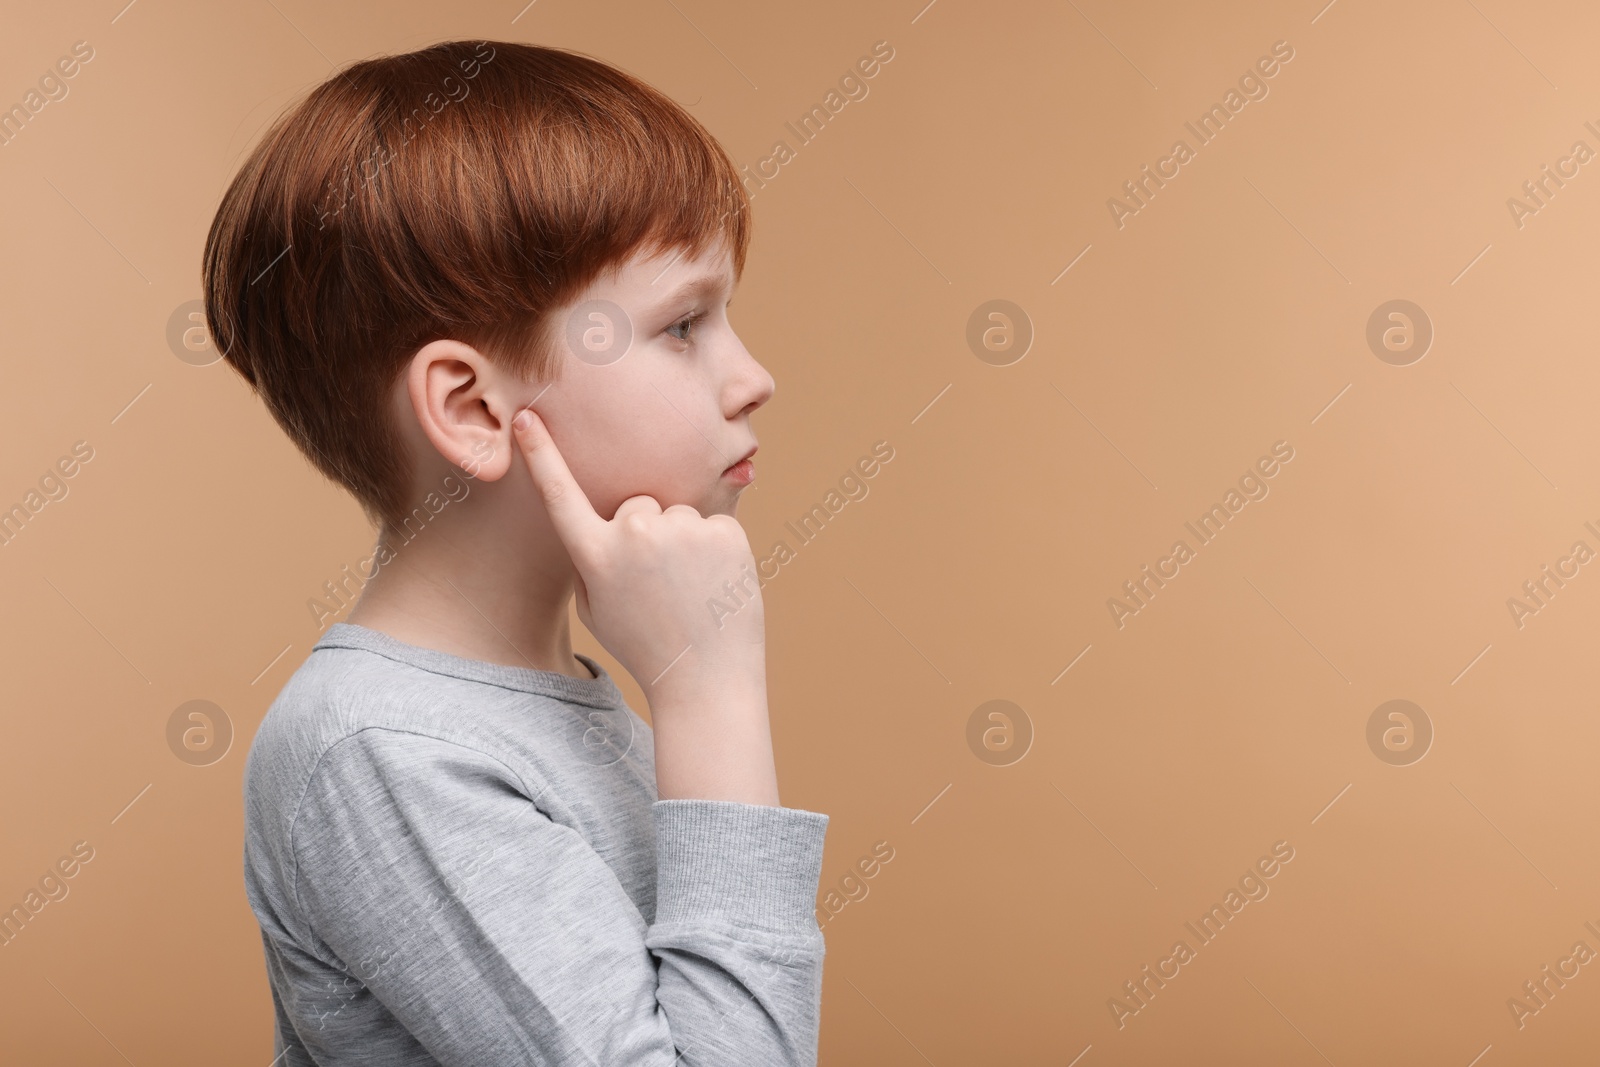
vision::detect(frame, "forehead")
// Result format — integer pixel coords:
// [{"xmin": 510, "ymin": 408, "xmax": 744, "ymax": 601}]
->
[{"xmin": 603, "ymin": 240, "xmax": 736, "ymax": 304}]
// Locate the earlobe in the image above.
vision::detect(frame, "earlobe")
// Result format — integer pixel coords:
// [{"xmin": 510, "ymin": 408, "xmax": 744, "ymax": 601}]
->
[{"xmin": 457, "ymin": 434, "xmax": 511, "ymax": 481}]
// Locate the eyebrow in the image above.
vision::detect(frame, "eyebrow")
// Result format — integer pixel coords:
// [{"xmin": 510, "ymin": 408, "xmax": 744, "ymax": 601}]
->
[{"xmin": 647, "ymin": 270, "xmax": 733, "ymax": 312}]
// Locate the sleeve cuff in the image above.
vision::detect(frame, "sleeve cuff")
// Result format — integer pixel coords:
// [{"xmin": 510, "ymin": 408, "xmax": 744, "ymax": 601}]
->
[{"xmin": 651, "ymin": 798, "xmax": 829, "ymax": 935}]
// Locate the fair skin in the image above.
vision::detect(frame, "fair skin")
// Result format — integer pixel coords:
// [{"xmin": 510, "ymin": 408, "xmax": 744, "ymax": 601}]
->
[{"xmin": 346, "ymin": 238, "xmax": 782, "ymax": 806}]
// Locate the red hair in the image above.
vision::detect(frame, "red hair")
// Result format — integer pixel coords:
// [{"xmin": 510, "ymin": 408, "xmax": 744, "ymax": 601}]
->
[{"xmin": 203, "ymin": 39, "xmax": 749, "ymax": 531}]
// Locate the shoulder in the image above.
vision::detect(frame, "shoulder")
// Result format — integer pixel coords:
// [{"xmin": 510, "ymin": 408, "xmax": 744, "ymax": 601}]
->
[
  {"xmin": 244, "ymin": 641, "xmax": 535, "ymax": 812},
  {"xmin": 242, "ymin": 644, "xmax": 529, "ymax": 880}
]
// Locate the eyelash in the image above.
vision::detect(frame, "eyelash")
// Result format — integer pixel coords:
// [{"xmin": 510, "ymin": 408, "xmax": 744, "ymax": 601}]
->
[{"xmin": 666, "ymin": 310, "xmax": 708, "ymax": 344}]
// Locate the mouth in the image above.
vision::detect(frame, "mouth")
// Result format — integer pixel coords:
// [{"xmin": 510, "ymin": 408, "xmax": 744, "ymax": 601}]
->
[{"xmin": 722, "ymin": 445, "xmax": 757, "ymax": 486}]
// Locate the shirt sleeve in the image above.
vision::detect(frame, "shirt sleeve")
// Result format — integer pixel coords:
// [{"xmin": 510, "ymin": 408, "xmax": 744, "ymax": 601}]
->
[{"xmin": 285, "ymin": 727, "xmax": 830, "ymax": 1066}]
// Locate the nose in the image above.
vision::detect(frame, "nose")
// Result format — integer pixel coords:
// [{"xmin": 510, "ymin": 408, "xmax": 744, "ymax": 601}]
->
[{"xmin": 725, "ymin": 334, "xmax": 775, "ymax": 418}]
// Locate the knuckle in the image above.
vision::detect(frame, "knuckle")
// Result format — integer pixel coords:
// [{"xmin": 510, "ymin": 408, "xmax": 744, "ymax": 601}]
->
[{"xmin": 709, "ymin": 513, "xmax": 747, "ymax": 539}]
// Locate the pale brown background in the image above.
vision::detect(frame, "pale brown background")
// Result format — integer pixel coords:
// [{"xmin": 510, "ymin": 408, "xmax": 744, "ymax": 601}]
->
[{"xmin": 2, "ymin": 0, "xmax": 1597, "ymax": 1062}]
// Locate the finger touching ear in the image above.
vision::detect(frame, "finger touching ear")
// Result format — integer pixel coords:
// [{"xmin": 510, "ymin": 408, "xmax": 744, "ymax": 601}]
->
[{"xmin": 511, "ymin": 408, "xmax": 605, "ymax": 560}]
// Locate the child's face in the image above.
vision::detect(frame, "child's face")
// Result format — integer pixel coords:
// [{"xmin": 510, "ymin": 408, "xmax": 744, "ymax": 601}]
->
[{"xmin": 523, "ymin": 239, "xmax": 774, "ymax": 520}]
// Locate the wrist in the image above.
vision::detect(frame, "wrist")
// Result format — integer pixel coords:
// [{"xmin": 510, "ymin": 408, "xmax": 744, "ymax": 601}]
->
[
  {"xmin": 645, "ymin": 647, "xmax": 766, "ymax": 712},
  {"xmin": 648, "ymin": 661, "xmax": 778, "ymax": 806}
]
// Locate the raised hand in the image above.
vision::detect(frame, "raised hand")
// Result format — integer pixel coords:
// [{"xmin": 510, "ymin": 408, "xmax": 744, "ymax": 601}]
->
[{"xmin": 511, "ymin": 407, "xmax": 778, "ymax": 804}]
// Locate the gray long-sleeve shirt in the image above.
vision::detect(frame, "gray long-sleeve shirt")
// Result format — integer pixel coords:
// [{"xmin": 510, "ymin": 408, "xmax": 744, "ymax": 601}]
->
[{"xmin": 242, "ymin": 622, "xmax": 829, "ymax": 1065}]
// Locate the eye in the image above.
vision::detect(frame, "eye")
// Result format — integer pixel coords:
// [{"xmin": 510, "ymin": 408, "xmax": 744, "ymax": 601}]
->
[{"xmin": 666, "ymin": 310, "xmax": 707, "ymax": 344}]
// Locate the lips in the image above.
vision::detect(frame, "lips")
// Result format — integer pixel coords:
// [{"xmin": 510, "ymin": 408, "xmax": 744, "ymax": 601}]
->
[
  {"xmin": 725, "ymin": 445, "xmax": 757, "ymax": 472},
  {"xmin": 722, "ymin": 445, "xmax": 757, "ymax": 487}
]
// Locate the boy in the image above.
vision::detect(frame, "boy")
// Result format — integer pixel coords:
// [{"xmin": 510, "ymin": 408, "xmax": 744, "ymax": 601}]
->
[{"xmin": 204, "ymin": 39, "xmax": 829, "ymax": 1065}]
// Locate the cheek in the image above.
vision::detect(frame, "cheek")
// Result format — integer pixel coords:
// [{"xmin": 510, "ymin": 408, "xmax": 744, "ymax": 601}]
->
[{"xmin": 564, "ymin": 372, "xmax": 713, "ymax": 510}]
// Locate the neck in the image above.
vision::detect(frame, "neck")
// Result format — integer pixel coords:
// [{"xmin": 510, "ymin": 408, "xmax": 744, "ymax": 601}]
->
[{"xmin": 342, "ymin": 494, "xmax": 591, "ymax": 680}]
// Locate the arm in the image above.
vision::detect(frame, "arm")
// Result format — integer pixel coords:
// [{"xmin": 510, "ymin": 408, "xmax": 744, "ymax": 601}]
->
[{"xmin": 286, "ymin": 728, "xmax": 828, "ymax": 1066}]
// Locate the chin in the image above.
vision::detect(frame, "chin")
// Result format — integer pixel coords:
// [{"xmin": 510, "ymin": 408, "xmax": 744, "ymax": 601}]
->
[{"xmin": 704, "ymin": 488, "xmax": 741, "ymax": 518}]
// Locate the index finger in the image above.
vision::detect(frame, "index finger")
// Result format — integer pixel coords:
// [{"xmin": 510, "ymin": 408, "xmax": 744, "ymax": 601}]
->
[{"xmin": 512, "ymin": 407, "xmax": 604, "ymax": 553}]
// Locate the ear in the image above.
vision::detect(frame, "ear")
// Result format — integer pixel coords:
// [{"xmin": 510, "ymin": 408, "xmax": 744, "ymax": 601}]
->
[{"xmin": 405, "ymin": 339, "xmax": 521, "ymax": 483}]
